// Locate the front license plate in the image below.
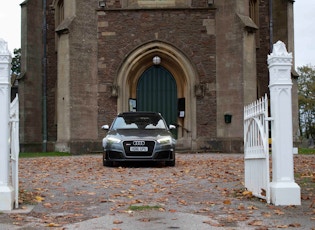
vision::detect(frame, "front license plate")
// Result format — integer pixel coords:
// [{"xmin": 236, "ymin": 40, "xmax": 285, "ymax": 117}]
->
[{"xmin": 130, "ymin": 146, "xmax": 148, "ymax": 152}]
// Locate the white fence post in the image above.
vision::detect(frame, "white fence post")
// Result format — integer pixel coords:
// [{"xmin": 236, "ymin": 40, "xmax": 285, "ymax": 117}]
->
[
  {"xmin": 0, "ymin": 38, "xmax": 14, "ymax": 211},
  {"xmin": 268, "ymin": 41, "xmax": 301, "ymax": 205},
  {"xmin": 10, "ymin": 95, "xmax": 20, "ymax": 209}
]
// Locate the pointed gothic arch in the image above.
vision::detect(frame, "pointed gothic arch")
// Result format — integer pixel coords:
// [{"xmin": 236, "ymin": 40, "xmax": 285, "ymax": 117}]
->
[{"xmin": 115, "ymin": 41, "xmax": 198, "ymax": 150}]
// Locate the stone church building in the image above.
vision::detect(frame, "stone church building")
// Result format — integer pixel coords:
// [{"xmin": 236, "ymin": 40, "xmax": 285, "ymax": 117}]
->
[{"xmin": 19, "ymin": 0, "xmax": 298, "ymax": 154}]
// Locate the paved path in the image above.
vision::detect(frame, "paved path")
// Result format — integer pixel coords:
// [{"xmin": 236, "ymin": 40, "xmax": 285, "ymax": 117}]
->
[{"xmin": 0, "ymin": 153, "xmax": 314, "ymax": 229}]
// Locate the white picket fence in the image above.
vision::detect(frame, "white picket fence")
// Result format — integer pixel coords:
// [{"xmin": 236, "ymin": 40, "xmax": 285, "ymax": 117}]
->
[
  {"xmin": 244, "ymin": 94, "xmax": 270, "ymax": 203},
  {"xmin": 10, "ymin": 95, "xmax": 20, "ymax": 209}
]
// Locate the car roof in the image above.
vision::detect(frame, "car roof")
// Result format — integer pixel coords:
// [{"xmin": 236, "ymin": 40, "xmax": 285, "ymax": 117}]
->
[{"xmin": 118, "ymin": 112, "xmax": 161, "ymax": 117}]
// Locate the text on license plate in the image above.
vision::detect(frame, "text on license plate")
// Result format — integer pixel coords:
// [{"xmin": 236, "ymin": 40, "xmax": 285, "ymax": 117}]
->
[{"xmin": 130, "ymin": 146, "xmax": 148, "ymax": 152}]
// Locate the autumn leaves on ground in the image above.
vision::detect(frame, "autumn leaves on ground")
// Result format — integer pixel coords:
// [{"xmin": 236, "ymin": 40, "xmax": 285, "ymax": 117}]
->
[{"xmin": 5, "ymin": 154, "xmax": 315, "ymax": 229}]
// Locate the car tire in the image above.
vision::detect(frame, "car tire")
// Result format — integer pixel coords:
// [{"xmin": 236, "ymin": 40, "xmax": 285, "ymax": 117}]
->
[
  {"xmin": 104, "ymin": 160, "xmax": 114, "ymax": 167},
  {"xmin": 103, "ymin": 152, "xmax": 114, "ymax": 167},
  {"xmin": 165, "ymin": 159, "xmax": 175, "ymax": 167}
]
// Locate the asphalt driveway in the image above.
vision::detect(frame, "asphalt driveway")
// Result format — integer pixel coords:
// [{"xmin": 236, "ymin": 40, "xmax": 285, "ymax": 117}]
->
[{"xmin": 0, "ymin": 153, "xmax": 314, "ymax": 229}]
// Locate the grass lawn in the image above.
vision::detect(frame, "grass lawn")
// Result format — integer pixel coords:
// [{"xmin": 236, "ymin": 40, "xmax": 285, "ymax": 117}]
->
[
  {"xmin": 298, "ymin": 148, "xmax": 315, "ymax": 155},
  {"xmin": 19, "ymin": 148, "xmax": 315, "ymax": 158},
  {"xmin": 19, "ymin": 152, "xmax": 71, "ymax": 158}
]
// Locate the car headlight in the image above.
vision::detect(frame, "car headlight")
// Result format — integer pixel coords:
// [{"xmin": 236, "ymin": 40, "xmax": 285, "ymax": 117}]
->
[
  {"xmin": 106, "ymin": 137, "xmax": 121, "ymax": 144},
  {"xmin": 157, "ymin": 136, "xmax": 172, "ymax": 144}
]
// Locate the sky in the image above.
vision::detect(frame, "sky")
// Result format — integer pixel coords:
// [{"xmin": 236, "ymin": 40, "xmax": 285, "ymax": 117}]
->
[
  {"xmin": 294, "ymin": 0, "xmax": 315, "ymax": 67},
  {"xmin": 0, "ymin": 0, "xmax": 314, "ymax": 68},
  {"xmin": 0, "ymin": 0, "xmax": 24, "ymax": 53}
]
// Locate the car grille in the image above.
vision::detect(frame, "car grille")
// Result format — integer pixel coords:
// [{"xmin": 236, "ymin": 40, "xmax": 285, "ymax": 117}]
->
[{"xmin": 123, "ymin": 140, "xmax": 155, "ymax": 157}]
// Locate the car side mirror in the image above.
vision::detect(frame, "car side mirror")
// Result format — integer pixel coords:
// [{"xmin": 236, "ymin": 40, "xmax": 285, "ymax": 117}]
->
[
  {"xmin": 169, "ymin": 124, "xmax": 176, "ymax": 130},
  {"xmin": 101, "ymin": 125, "xmax": 109, "ymax": 130}
]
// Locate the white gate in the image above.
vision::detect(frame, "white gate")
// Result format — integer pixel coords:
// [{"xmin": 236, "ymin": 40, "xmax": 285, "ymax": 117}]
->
[
  {"xmin": 244, "ymin": 94, "xmax": 270, "ymax": 203},
  {"xmin": 10, "ymin": 95, "xmax": 19, "ymax": 209}
]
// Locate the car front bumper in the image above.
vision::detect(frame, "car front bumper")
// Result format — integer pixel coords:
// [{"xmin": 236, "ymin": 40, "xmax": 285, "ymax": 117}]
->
[{"xmin": 104, "ymin": 148, "xmax": 175, "ymax": 162}]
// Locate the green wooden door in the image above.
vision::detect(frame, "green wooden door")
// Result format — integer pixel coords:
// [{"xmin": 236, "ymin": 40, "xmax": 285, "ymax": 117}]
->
[{"xmin": 137, "ymin": 66, "xmax": 177, "ymax": 128}]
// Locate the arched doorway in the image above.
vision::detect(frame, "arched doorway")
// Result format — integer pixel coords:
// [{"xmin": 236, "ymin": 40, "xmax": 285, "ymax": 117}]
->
[
  {"xmin": 137, "ymin": 66, "xmax": 177, "ymax": 127},
  {"xmin": 116, "ymin": 41, "xmax": 198, "ymax": 150}
]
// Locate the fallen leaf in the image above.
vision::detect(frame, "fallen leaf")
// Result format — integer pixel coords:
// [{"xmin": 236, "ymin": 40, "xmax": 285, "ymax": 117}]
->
[
  {"xmin": 43, "ymin": 203, "xmax": 52, "ymax": 208},
  {"xmin": 288, "ymin": 223, "xmax": 301, "ymax": 227},
  {"xmin": 178, "ymin": 199, "xmax": 187, "ymax": 205},
  {"xmin": 262, "ymin": 212, "xmax": 271, "ymax": 217},
  {"xmin": 247, "ymin": 205, "xmax": 258, "ymax": 210},
  {"xmin": 248, "ymin": 220, "xmax": 263, "ymax": 226},
  {"xmin": 274, "ymin": 209, "xmax": 285, "ymax": 215},
  {"xmin": 203, "ymin": 220, "xmax": 223, "ymax": 227},
  {"xmin": 242, "ymin": 190, "xmax": 253, "ymax": 197},
  {"xmin": 223, "ymin": 199, "xmax": 231, "ymax": 205},
  {"xmin": 35, "ymin": 196, "xmax": 45, "ymax": 202},
  {"xmin": 47, "ymin": 223, "xmax": 60, "ymax": 227},
  {"xmin": 237, "ymin": 204, "xmax": 245, "ymax": 210},
  {"xmin": 139, "ymin": 218, "xmax": 150, "ymax": 222},
  {"xmin": 113, "ymin": 220, "xmax": 123, "ymax": 224}
]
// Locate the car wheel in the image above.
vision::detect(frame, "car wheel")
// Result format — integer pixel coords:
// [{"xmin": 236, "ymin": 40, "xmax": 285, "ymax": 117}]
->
[
  {"xmin": 165, "ymin": 159, "xmax": 175, "ymax": 167},
  {"xmin": 104, "ymin": 160, "xmax": 114, "ymax": 167},
  {"xmin": 103, "ymin": 152, "xmax": 114, "ymax": 167}
]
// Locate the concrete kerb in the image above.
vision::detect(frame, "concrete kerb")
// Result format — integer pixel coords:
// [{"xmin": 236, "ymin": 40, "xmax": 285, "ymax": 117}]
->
[
  {"xmin": 63, "ymin": 211, "xmax": 228, "ymax": 230},
  {"xmin": 2, "ymin": 205, "xmax": 35, "ymax": 215}
]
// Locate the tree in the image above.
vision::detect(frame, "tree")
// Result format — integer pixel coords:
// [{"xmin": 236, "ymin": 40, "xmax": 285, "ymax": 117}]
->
[
  {"xmin": 297, "ymin": 65, "xmax": 315, "ymax": 139},
  {"xmin": 11, "ymin": 48, "xmax": 21, "ymax": 77},
  {"xmin": 10, "ymin": 48, "xmax": 21, "ymax": 100}
]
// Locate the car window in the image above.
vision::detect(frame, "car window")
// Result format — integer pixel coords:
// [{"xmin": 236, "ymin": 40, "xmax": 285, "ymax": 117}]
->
[
  {"xmin": 112, "ymin": 115, "xmax": 167, "ymax": 130},
  {"xmin": 111, "ymin": 117, "xmax": 137, "ymax": 129},
  {"xmin": 146, "ymin": 120, "xmax": 166, "ymax": 129}
]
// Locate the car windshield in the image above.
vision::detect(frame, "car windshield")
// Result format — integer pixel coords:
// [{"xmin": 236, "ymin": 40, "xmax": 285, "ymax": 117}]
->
[{"xmin": 112, "ymin": 114, "xmax": 167, "ymax": 130}]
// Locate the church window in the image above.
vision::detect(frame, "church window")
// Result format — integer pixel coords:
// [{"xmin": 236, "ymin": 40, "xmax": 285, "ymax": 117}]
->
[
  {"xmin": 249, "ymin": 0, "xmax": 259, "ymax": 26},
  {"xmin": 249, "ymin": 0, "xmax": 259, "ymax": 47},
  {"xmin": 122, "ymin": 0, "xmax": 191, "ymax": 8},
  {"xmin": 56, "ymin": 0, "xmax": 64, "ymax": 26}
]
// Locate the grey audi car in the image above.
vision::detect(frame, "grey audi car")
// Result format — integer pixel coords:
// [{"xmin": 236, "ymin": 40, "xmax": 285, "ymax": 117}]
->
[{"xmin": 101, "ymin": 112, "xmax": 176, "ymax": 167}]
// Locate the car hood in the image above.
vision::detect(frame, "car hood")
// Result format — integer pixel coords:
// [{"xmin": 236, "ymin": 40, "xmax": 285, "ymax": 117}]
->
[{"xmin": 107, "ymin": 129, "xmax": 173, "ymax": 140}]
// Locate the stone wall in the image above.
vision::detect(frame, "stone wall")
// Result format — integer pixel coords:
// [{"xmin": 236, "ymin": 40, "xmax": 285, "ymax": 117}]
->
[
  {"xmin": 46, "ymin": 0, "xmax": 57, "ymax": 144},
  {"xmin": 256, "ymin": 0, "xmax": 270, "ymax": 98},
  {"xmin": 97, "ymin": 8, "xmax": 217, "ymax": 144},
  {"xmin": 20, "ymin": 0, "xmax": 296, "ymax": 154},
  {"xmin": 19, "ymin": 0, "xmax": 44, "ymax": 152}
]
